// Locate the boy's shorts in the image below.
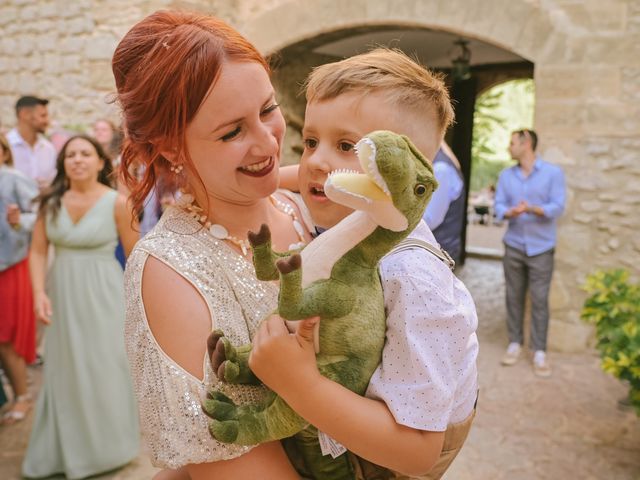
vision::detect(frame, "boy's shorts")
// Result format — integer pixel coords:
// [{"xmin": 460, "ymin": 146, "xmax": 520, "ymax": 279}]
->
[{"xmin": 349, "ymin": 408, "xmax": 476, "ymax": 480}]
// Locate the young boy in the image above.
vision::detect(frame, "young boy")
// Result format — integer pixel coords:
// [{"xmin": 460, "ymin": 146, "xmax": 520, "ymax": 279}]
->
[{"xmin": 249, "ymin": 48, "xmax": 479, "ymax": 480}]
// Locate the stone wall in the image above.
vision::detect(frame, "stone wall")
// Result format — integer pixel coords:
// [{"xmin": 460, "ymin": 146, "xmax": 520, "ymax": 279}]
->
[
  {"xmin": 0, "ymin": 0, "xmax": 249, "ymax": 130},
  {"xmin": 531, "ymin": 0, "xmax": 640, "ymax": 351},
  {"xmin": 1, "ymin": 0, "xmax": 638, "ymax": 352}
]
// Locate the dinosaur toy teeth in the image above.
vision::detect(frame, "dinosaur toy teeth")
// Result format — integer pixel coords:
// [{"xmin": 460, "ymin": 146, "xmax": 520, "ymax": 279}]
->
[
  {"xmin": 324, "ymin": 168, "xmax": 390, "ymax": 210},
  {"xmin": 356, "ymin": 137, "xmax": 391, "ymax": 196},
  {"xmin": 323, "ymin": 137, "xmax": 397, "ymax": 211}
]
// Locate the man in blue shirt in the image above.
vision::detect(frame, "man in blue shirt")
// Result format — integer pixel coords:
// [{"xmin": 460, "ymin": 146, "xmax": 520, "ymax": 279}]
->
[
  {"xmin": 423, "ymin": 142, "xmax": 465, "ymax": 265},
  {"xmin": 494, "ymin": 129, "xmax": 565, "ymax": 377}
]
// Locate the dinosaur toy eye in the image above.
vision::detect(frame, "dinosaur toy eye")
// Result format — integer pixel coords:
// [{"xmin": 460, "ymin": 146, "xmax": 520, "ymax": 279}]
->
[{"xmin": 414, "ymin": 184, "xmax": 427, "ymax": 196}]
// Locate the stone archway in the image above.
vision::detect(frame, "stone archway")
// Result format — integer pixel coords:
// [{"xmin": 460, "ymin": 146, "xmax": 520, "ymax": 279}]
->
[
  {"xmin": 241, "ymin": 0, "xmax": 562, "ymax": 65},
  {"xmin": 238, "ymin": 0, "xmax": 617, "ymax": 353}
]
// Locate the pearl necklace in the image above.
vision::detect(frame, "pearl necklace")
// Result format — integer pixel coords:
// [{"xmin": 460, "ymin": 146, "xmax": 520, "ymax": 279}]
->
[{"xmin": 177, "ymin": 193, "xmax": 307, "ymax": 256}]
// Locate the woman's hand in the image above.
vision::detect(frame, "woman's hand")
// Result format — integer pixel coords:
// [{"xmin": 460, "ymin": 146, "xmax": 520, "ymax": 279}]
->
[
  {"xmin": 249, "ymin": 314, "xmax": 320, "ymax": 396},
  {"xmin": 34, "ymin": 292, "xmax": 53, "ymax": 325},
  {"xmin": 6, "ymin": 204, "xmax": 21, "ymax": 228}
]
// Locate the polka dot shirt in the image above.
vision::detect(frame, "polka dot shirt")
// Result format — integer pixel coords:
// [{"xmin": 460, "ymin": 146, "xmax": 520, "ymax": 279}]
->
[{"xmin": 365, "ymin": 221, "xmax": 479, "ymax": 432}]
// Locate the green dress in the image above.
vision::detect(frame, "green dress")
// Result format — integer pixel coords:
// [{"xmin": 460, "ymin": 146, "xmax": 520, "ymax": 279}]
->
[{"xmin": 22, "ymin": 189, "xmax": 139, "ymax": 479}]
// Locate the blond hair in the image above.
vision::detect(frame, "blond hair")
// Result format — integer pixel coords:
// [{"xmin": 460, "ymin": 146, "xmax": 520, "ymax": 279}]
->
[
  {"xmin": 304, "ymin": 48, "xmax": 454, "ymax": 135},
  {"xmin": 0, "ymin": 134, "xmax": 13, "ymax": 166}
]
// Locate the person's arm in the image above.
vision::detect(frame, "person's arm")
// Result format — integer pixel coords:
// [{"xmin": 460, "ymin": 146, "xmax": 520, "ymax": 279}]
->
[
  {"xmin": 9, "ymin": 174, "xmax": 39, "ymax": 231},
  {"xmin": 278, "ymin": 165, "xmax": 300, "ymax": 192},
  {"xmin": 493, "ymin": 171, "xmax": 510, "ymax": 220},
  {"xmin": 506, "ymin": 201, "xmax": 528, "ymax": 218},
  {"xmin": 423, "ymin": 162, "xmax": 452, "ymax": 230},
  {"xmin": 10, "ymin": 210, "xmax": 37, "ymax": 231},
  {"xmin": 249, "ymin": 316, "xmax": 444, "ymax": 476},
  {"xmin": 114, "ymin": 193, "xmax": 139, "ymax": 258},
  {"xmin": 141, "ymin": 258, "xmax": 300, "ymax": 480},
  {"xmin": 6, "ymin": 204, "xmax": 22, "ymax": 229},
  {"xmin": 29, "ymin": 215, "xmax": 52, "ymax": 324},
  {"xmin": 528, "ymin": 167, "xmax": 566, "ymax": 218},
  {"xmin": 494, "ymin": 171, "xmax": 527, "ymax": 219},
  {"xmin": 185, "ymin": 442, "xmax": 298, "ymax": 480}
]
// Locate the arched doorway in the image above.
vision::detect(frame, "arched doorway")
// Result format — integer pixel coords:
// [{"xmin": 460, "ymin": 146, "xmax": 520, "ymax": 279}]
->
[
  {"xmin": 466, "ymin": 78, "xmax": 535, "ymax": 256},
  {"xmin": 260, "ymin": 24, "xmax": 533, "ymax": 263}
]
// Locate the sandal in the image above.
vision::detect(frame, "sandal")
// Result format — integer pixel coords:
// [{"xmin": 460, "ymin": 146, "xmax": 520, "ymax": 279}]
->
[{"xmin": 1, "ymin": 393, "xmax": 32, "ymax": 425}]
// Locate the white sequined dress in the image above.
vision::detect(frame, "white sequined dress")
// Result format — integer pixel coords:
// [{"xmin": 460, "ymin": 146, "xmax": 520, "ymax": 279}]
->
[{"xmin": 124, "ymin": 205, "xmax": 279, "ymax": 468}]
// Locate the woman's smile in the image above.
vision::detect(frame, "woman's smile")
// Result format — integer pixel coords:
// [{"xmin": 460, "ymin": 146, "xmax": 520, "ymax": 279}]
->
[{"xmin": 237, "ymin": 156, "xmax": 275, "ymax": 177}]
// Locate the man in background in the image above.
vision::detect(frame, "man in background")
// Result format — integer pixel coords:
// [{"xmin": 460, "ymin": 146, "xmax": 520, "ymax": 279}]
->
[
  {"xmin": 7, "ymin": 96, "xmax": 57, "ymax": 191},
  {"xmin": 495, "ymin": 129, "xmax": 565, "ymax": 377}
]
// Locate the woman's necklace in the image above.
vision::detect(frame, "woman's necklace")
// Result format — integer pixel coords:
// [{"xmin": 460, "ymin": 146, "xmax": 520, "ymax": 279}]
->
[{"xmin": 177, "ymin": 193, "xmax": 307, "ymax": 256}]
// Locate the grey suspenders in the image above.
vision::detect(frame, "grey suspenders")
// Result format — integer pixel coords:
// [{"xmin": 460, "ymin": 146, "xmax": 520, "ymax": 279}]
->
[{"xmin": 386, "ymin": 238, "xmax": 456, "ymax": 271}]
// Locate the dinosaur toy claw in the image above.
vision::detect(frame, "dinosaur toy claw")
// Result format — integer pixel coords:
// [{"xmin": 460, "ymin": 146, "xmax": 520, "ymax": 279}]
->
[
  {"xmin": 248, "ymin": 223, "xmax": 271, "ymax": 248},
  {"xmin": 209, "ymin": 419, "xmax": 239, "ymax": 444},
  {"xmin": 208, "ymin": 329, "xmax": 225, "ymax": 361},
  {"xmin": 276, "ymin": 254, "xmax": 302, "ymax": 275},
  {"xmin": 202, "ymin": 391, "xmax": 237, "ymax": 420}
]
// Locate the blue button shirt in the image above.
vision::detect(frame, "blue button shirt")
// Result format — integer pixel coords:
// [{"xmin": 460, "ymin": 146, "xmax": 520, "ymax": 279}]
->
[
  {"xmin": 423, "ymin": 157, "xmax": 464, "ymax": 230},
  {"xmin": 494, "ymin": 157, "xmax": 565, "ymax": 256}
]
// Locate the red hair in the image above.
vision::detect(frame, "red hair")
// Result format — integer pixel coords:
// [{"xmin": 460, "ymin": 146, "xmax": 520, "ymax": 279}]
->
[{"xmin": 112, "ymin": 10, "xmax": 268, "ymax": 217}]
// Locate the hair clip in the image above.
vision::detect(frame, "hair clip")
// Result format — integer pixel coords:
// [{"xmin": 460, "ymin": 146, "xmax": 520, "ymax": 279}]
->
[
  {"xmin": 170, "ymin": 164, "xmax": 183, "ymax": 174},
  {"xmin": 162, "ymin": 41, "xmax": 170, "ymax": 50}
]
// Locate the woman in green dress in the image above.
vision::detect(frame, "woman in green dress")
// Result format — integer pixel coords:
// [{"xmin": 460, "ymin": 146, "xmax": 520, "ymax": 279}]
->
[{"xmin": 23, "ymin": 135, "xmax": 140, "ymax": 479}]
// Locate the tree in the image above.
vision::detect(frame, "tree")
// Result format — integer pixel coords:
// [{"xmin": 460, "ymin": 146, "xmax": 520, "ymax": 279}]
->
[{"xmin": 470, "ymin": 79, "xmax": 535, "ymax": 192}]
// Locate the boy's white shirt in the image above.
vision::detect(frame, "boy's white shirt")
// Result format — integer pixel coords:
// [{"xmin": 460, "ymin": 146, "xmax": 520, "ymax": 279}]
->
[
  {"xmin": 281, "ymin": 191, "xmax": 479, "ymax": 432},
  {"xmin": 367, "ymin": 220, "xmax": 478, "ymax": 431}
]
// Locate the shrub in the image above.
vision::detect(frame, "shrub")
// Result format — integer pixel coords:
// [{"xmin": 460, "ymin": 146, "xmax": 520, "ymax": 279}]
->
[{"xmin": 581, "ymin": 269, "xmax": 640, "ymax": 415}]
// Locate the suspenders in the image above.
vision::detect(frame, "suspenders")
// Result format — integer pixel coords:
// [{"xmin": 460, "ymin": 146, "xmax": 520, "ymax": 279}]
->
[{"xmin": 386, "ymin": 238, "xmax": 456, "ymax": 271}]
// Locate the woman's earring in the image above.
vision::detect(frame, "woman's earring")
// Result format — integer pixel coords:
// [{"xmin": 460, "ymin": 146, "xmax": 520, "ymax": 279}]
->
[{"xmin": 170, "ymin": 164, "xmax": 184, "ymax": 174}]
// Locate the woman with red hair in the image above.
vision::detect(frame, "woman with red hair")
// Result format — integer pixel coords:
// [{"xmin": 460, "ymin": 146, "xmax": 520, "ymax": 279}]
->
[{"xmin": 112, "ymin": 10, "xmax": 311, "ymax": 479}]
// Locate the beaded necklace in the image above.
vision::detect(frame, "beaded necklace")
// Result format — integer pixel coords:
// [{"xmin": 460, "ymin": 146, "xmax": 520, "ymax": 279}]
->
[{"xmin": 177, "ymin": 193, "xmax": 306, "ymax": 256}]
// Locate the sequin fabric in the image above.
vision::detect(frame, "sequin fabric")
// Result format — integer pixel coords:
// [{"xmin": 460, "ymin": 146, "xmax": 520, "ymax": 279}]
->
[{"xmin": 124, "ymin": 206, "xmax": 278, "ymax": 468}]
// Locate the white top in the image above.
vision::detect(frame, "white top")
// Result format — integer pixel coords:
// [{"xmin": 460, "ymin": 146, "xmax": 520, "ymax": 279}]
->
[
  {"xmin": 365, "ymin": 220, "xmax": 479, "ymax": 431},
  {"xmin": 124, "ymin": 192, "xmax": 313, "ymax": 468},
  {"xmin": 124, "ymin": 206, "xmax": 277, "ymax": 468},
  {"xmin": 7, "ymin": 128, "xmax": 57, "ymax": 184}
]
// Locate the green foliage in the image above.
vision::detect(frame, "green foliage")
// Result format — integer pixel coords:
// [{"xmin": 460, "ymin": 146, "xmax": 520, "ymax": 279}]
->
[
  {"xmin": 471, "ymin": 79, "xmax": 535, "ymax": 192},
  {"xmin": 472, "ymin": 87, "xmax": 506, "ymax": 165},
  {"xmin": 581, "ymin": 269, "xmax": 640, "ymax": 415}
]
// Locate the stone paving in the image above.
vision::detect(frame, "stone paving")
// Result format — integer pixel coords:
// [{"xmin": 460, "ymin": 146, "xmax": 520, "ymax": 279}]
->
[{"xmin": 1, "ymin": 257, "xmax": 639, "ymax": 480}]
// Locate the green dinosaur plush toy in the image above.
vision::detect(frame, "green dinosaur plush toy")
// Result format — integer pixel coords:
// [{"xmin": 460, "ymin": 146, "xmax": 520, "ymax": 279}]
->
[{"xmin": 203, "ymin": 130, "xmax": 437, "ymax": 480}]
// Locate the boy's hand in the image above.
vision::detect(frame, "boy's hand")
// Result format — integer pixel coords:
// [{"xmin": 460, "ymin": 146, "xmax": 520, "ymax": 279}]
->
[{"xmin": 249, "ymin": 314, "xmax": 320, "ymax": 396}]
